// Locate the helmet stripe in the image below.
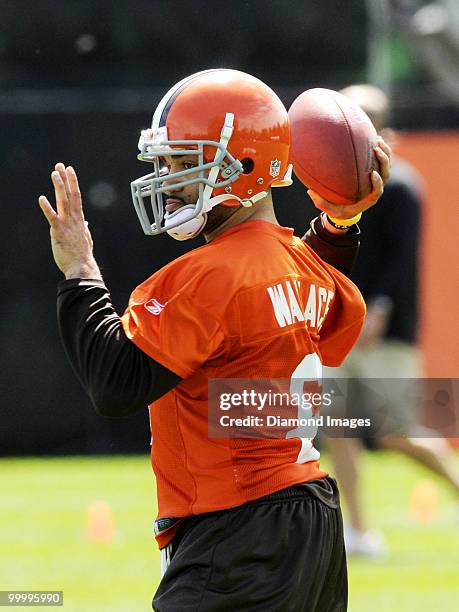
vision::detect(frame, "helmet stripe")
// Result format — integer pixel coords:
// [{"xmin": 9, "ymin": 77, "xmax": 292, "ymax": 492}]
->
[
  {"xmin": 158, "ymin": 81, "xmax": 190, "ymax": 128},
  {"xmin": 152, "ymin": 69, "xmax": 230, "ymax": 129}
]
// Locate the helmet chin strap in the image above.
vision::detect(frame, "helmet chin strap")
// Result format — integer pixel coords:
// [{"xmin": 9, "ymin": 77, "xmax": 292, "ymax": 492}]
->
[
  {"xmin": 166, "ymin": 190, "xmax": 269, "ymax": 241},
  {"xmin": 165, "ymin": 209, "xmax": 208, "ymax": 241}
]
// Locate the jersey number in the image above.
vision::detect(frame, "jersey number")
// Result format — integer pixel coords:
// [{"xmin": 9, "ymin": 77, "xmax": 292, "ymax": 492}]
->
[{"xmin": 287, "ymin": 352, "xmax": 322, "ymax": 463}]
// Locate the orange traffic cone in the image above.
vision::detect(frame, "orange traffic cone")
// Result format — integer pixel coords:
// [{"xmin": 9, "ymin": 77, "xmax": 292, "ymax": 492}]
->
[
  {"xmin": 409, "ymin": 480, "xmax": 439, "ymax": 524},
  {"xmin": 85, "ymin": 500, "xmax": 115, "ymax": 544}
]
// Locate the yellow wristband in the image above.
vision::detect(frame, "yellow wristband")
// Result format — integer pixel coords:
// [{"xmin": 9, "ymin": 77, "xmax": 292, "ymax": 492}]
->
[{"xmin": 327, "ymin": 212, "xmax": 362, "ymax": 228}]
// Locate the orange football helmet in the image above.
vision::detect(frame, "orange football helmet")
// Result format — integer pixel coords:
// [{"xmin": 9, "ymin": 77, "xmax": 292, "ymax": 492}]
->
[{"xmin": 131, "ymin": 69, "xmax": 291, "ymax": 240}]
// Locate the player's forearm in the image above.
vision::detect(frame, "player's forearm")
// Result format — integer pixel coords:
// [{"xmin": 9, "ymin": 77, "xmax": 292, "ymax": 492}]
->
[
  {"xmin": 57, "ymin": 279, "xmax": 180, "ymax": 417},
  {"xmin": 302, "ymin": 214, "xmax": 360, "ymax": 275}
]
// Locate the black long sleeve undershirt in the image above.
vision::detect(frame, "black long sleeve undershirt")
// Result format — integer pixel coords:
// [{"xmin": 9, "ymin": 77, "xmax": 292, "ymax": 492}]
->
[
  {"xmin": 302, "ymin": 214, "xmax": 360, "ymax": 275},
  {"xmin": 57, "ymin": 217, "xmax": 360, "ymax": 418},
  {"xmin": 57, "ymin": 279, "xmax": 181, "ymax": 417}
]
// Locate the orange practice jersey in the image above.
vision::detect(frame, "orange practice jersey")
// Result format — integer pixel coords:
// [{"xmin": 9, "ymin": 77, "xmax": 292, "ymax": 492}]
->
[{"xmin": 121, "ymin": 221, "xmax": 365, "ymax": 536}]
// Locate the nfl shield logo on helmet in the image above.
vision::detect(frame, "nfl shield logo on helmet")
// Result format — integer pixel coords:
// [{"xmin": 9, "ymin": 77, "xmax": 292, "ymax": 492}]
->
[{"xmin": 269, "ymin": 159, "xmax": 281, "ymax": 178}]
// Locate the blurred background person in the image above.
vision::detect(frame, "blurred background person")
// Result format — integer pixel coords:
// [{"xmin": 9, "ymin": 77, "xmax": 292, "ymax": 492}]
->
[{"xmin": 325, "ymin": 83, "xmax": 459, "ymax": 558}]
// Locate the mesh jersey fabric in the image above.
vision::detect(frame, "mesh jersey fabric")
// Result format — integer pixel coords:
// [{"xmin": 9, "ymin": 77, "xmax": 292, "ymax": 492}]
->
[{"xmin": 121, "ymin": 220, "xmax": 365, "ymax": 536}]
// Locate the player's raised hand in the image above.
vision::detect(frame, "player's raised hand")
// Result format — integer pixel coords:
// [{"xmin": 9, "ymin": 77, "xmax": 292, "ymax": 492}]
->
[
  {"xmin": 38, "ymin": 163, "xmax": 102, "ymax": 280},
  {"xmin": 308, "ymin": 136, "xmax": 392, "ymax": 220}
]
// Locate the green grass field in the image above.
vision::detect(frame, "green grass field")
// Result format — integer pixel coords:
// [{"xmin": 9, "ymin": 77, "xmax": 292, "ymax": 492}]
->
[{"xmin": 0, "ymin": 453, "xmax": 458, "ymax": 611}]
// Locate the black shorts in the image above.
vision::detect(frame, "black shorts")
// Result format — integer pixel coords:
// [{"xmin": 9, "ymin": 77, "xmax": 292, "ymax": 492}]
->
[{"xmin": 153, "ymin": 477, "xmax": 347, "ymax": 612}]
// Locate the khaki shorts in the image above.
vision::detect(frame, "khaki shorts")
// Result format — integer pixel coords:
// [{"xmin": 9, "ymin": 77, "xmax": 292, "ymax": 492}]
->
[
  {"xmin": 327, "ymin": 339, "xmax": 421, "ymax": 379},
  {"xmin": 322, "ymin": 340, "xmax": 422, "ymax": 437}
]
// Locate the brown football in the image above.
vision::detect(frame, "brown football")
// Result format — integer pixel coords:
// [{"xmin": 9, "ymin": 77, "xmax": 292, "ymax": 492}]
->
[{"xmin": 288, "ymin": 88, "xmax": 379, "ymax": 205}]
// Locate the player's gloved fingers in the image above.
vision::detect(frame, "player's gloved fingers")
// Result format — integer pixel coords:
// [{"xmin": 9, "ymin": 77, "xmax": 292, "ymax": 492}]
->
[
  {"xmin": 51, "ymin": 170, "xmax": 70, "ymax": 218},
  {"xmin": 38, "ymin": 195, "xmax": 58, "ymax": 226}
]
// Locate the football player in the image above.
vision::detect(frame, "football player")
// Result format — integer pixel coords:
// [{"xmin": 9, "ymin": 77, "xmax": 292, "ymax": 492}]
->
[{"xmin": 39, "ymin": 69, "xmax": 390, "ymax": 611}]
